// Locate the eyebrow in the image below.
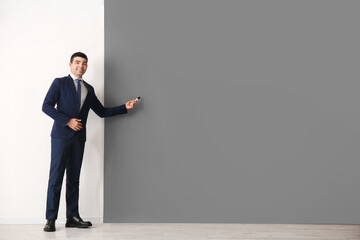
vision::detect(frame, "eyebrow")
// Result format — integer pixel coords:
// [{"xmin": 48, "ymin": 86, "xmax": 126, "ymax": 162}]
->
[{"xmin": 75, "ymin": 60, "xmax": 87, "ymax": 64}]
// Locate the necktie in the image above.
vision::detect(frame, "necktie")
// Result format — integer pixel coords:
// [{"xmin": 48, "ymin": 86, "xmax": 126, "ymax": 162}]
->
[{"xmin": 76, "ymin": 79, "xmax": 81, "ymax": 109}]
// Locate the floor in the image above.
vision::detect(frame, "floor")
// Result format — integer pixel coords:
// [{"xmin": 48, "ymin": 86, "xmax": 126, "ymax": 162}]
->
[{"xmin": 1, "ymin": 224, "xmax": 360, "ymax": 240}]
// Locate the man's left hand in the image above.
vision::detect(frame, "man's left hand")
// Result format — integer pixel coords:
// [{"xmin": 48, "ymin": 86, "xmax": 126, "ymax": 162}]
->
[{"xmin": 126, "ymin": 100, "xmax": 137, "ymax": 110}]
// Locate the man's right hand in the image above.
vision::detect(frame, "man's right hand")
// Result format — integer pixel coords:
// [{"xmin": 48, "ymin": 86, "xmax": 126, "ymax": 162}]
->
[{"xmin": 67, "ymin": 119, "xmax": 82, "ymax": 131}]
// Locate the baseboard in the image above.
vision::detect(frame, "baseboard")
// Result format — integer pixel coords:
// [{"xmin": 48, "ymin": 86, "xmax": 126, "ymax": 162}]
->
[{"xmin": 0, "ymin": 217, "xmax": 103, "ymax": 224}]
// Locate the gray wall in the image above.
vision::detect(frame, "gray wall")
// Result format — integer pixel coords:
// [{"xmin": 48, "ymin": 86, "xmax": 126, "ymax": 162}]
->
[{"xmin": 104, "ymin": 0, "xmax": 360, "ymax": 223}]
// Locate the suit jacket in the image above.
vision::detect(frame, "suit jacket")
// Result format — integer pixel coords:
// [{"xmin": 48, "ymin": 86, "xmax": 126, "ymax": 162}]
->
[{"xmin": 42, "ymin": 75, "xmax": 127, "ymax": 141}]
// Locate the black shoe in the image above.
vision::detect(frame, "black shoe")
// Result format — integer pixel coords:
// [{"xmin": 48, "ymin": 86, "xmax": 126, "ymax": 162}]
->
[
  {"xmin": 65, "ymin": 216, "xmax": 91, "ymax": 228},
  {"xmin": 83, "ymin": 219, "xmax": 92, "ymax": 227},
  {"xmin": 43, "ymin": 219, "xmax": 56, "ymax": 232}
]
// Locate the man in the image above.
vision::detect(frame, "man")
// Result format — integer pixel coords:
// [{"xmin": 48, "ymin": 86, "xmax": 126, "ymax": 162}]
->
[{"xmin": 42, "ymin": 52, "xmax": 137, "ymax": 232}]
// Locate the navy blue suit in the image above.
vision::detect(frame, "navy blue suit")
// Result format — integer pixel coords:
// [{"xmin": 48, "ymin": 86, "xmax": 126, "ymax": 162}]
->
[{"xmin": 42, "ymin": 75, "xmax": 127, "ymax": 220}]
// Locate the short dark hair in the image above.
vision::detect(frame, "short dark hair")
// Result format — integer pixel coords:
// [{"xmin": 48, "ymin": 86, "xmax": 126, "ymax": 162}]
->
[{"xmin": 70, "ymin": 52, "xmax": 88, "ymax": 63}]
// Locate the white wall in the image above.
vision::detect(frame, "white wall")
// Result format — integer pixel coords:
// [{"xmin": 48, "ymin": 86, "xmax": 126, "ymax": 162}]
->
[{"xmin": 0, "ymin": 0, "xmax": 104, "ymax": 223}]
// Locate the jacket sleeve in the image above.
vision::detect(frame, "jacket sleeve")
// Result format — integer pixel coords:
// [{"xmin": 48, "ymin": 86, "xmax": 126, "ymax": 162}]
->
[
  {"xmin": 42, "ymin": 79, "xmax": 71, "ymax": 127},
  {"xmin": 89, "ymin": 88, "xmax": 128, "ymax": 118}
]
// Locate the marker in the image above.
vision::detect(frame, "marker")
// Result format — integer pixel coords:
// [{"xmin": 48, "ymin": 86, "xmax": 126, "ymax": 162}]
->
[{"xmin": 135, "ymin": 96, "xmax": 141, "ymax": 102}]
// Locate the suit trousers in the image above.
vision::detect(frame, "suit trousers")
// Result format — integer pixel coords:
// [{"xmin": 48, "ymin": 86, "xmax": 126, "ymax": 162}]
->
[{"xmin": 46, "ymin": 134, "xmax": 85, "ymax": 220}]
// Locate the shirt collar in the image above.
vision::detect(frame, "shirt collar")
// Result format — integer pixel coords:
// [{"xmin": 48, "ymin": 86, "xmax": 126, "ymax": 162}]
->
[{"xmin": 70, "ymin": 73, "xmax": 83, "ymax": 82}]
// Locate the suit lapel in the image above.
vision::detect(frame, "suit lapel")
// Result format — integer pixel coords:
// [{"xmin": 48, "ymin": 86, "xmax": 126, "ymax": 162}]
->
[{"xmin": 67, "ymin": 75, "xmax": 81, "ymax": 108}]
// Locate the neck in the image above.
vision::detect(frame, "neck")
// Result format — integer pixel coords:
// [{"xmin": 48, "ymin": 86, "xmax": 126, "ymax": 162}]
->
[{"xmin": 71, "ymin": 73, "xmax": 82, "ymax": 79}]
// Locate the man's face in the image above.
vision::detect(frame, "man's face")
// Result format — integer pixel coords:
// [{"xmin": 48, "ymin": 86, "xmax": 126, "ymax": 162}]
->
[{"xmin": 69, "ymin": 57, "xmax": 88, "ymax": 78}]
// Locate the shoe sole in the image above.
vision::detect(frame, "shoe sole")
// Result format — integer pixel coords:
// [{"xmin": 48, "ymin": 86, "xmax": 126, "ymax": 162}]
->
[
  {"xmin": 43, "ymin": 228, "xmax": 56, "ymax": 232},
  {"xmin": 65, "ymin": 224, "xmax": 89, "ymax": 228}
]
